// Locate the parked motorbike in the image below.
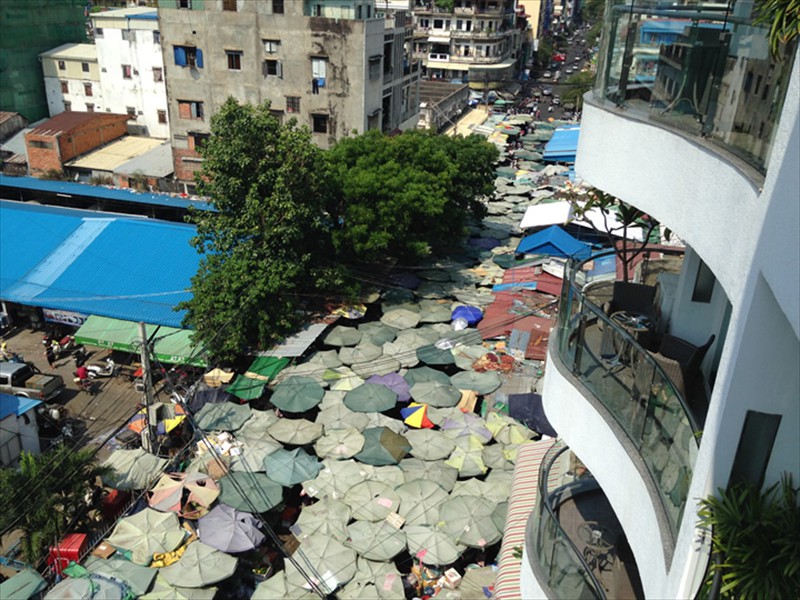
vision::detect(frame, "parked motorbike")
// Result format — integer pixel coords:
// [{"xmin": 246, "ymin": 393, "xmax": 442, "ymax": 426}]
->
[
  {"xmin": 87, "ymin": 358, "xmax": 118, "ymax": 379},
  {"xmin": 78, "ymin": 378, "xmax": 98, "ymax": 395},
  {"xmin": 73, "ymin": 347, "xmax": 90, "ymax": 368},
  {"xmin": 44, "ymin": 332, "xmax": 79, "ymax": 358}
]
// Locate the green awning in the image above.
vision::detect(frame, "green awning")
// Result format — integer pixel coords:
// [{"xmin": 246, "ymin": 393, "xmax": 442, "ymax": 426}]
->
[
  {"xmin": 75, "ymin": 315, "xmax": 207, "ymax": 367},
  {"xmin": 226, "ymin": 375, "xmax": 267, "ymax": 401},
  {"xmin": 244, "ymin": 356, "xmax": 290, "ymax": 380}
]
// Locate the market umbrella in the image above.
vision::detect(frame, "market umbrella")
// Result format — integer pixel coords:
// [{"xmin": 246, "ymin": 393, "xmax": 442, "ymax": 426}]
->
[
  {"xmin": 45, "ymin": 577, "xmax": 120, "ymax": 600},
  {"xmin": 341, "ymin": 559, "xmax": 404, "ymax": 600},
  {"xmin": 313, "ymin": 428, "xmax": 366, "ymax": 459},
  {"xmin": 451, "ymin": 344, "xmax": 487, "ymax": 370},
  {"xmin": 106, "ymin": 508, "xmax": 185, "ymax": 566},
  {"xmin": 449, "ymin": 370, "xmax": 502, "ymax": 395},
  {"xmin": 251, "ymin": 573, "xmax": 317, "ymax": 600},
  {"xmin": 438, "ymin": 495, "xmax": 501, "ymax": 548},
  {"xmin": 405, "ymin": 429, "xmax": 456, "ymax": 461},
  {"xmin": 445, "ymin": 435, "xmax": 488, "ymax": 477},
  {"xmin": 492, "ymin": 500, "xmax": 508, "ymax": 532},
  {"xmin": 405, "ymin": 525, "xmax": 466, "ymax": 566},
  {"xmin": 325, "ymin": 368, "xmax": 365, "ymax": 392},
  {"xmin": 231, "ymin": 438, "xmax": 282, "ymax": 473},
  {"xmin": 302, "ymin": 459, "xmax": 366, "ymax": 500},
  {"xmin": 486, "ymin": 412, "xmax": 534, "ymax": 445},
  {"xmin": 264, "ymin": 447, "xmax": 322, "ymax": 486},
  {"xmin": 218, "ymin": 472, "xmax": 283, "ymax": 513},
  {"xmin": 354, "ymin": 427, "xmax": 411, "ymax": 465},
  {"xmin": 139, "ymin": 574, "xmax": 217, "ymax": 600},
  {"xmin": 324, "ymin": 325, "xmax": 363, "ymax": 347},
  {"xmin": 451, "ymin": 305, "xmax": 483, "ymax": 326},
  {"xmin": 147, "ymin": 471, "xmax": 219, "ymax": 519},
  {"xmin": 358, "ymin": 322, "xmax": 397, "ymax": 345},
  {"xmin": 395, "ymin": 479, "xmax": 449, "ymax": 526},
  {"xmin": 363, "ymin": 411, "xmax": 403, "ymax": 434},
  {"xmin": 345, "ymin": 521, "xmax": 406, "ymax": 561},
  {"xmin": 382, "ymin": 339, "xmax": 420, "ymax": 368},
  {"xmin": 459, "ymin": 566, "xmax": 498, "ymax": 598},
  {"xmin": 160, "ymin": 542, "xmax": 237, "ymax": 589},
  {"xmin": 267, "ymin": 418, "xmax": 323, "ymax": 445},
  {"xmin": 186, "ymin": 386, "xmax": 233, "ymax": 413},
  {"xmin": 403, "ymin": 366, "xmax": 450, "ymax": 386},
  {"xmin": 344, "ymin": 480, "xmax": 400, "ymax": 522},
  {"xmin": 344, "ymin": 383, "xmax": 397, "ymax": 413},
  {"xmin": 197, "ymin": 503, "xmax": 265, "ymax": 553},
  {"xmin": 426, "ymin": 406, "xmax": 463, "ymax": 426},
  {"xmin": 351, "ymin": 356, "xmax": 401, "ymax": 379},
  {"xmin": 482, "ymin": 444, "xmax": 515, "ymax": 471},
  {"xmin": 409, "ymin": 381, "xmax": 461, "ymax": 408},
  {"xmin": 83, "ymin": 556, "xmax": 157, "ymax": 597},
  {"xmin": 362, "ymin": 464, "xmax": 406, "ymax": 488},
  {"xmin": 273, "ymin": 362, "xmax": 327, "ymax": 386},
  {"xmin": 400, "ymin": 402, "xmax": 434, "ymax": 429},
  {"xmin": 366, "ymin": 373, "xmax": 411, "ymax": 404},
  {"xmin": 417, "ymin": 302, "xmax": 453, "ymax": 323},
  {"xmin": 399, "ymin": 458, "xmax": 458, "ymax": 493},
  {"xmin": 293, "ymin": 497, "xmax": 351, "ymax": 542},
  {"xmin": 315, "ymin": 403, "xmax": 370, "ymax": 433},
  {"xmin": 339, "ymin": 342, "xmax": 382, "ymax": 365},
  {"xmin": 0, "ymin": 569, "xmax": 47, "ymax": 600},
  {"xmin": 307, "ymin": 349, "xmax": 343, "ymax": 369},
  {"xmin": 285, "ymin": 534, "xmax": 358, "ymax": 594},
  {"xmin": 416, "ymin": 343, "xmax": 456, "ymax": 366},
  {"xmin": 102, "ymin": 448, "xmax": 167, "ymax": 491},
  {"xmin": 380, "ymin": 308, "xmax": 420, "ymax": 330},
  {"xmin": 195, "ymin": 402, "xmax": 251, "ymax": 432},
  {"xmin": 319, "ymin": 389, "xmax": 346, "ymax": 409},
  {"xmin": 441, "ymin": 412, "xmax": 493, "ymax": 443},
  {"xmin": 235, "ymin": 409, "xmax": 279, "ymax": 442},
  {"xmin": 270, "ymin": 376, "xmax": 325, "ymax": 413},
  {"xmin": 484, "ymin": 469, "xmax": 514, "ymax": 504}
]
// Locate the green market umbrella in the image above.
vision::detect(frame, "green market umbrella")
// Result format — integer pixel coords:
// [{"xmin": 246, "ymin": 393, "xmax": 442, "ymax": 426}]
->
[
  {"xmin": 315, "ymin": 403, "xmax": 370, "ymax": 433},
  {"xmin": 486, "ymin": 412, "xmax": 534, "ymax": 445},
  {"xmin": 451, "ymin": 344, "xmax": 488, "ymax": 370},
  {"xmin": 341, "ymin": 559, "xmax": 404, "ymax": 600},
  {"xmin": 449, "ymin": 370, "xmax": 502, "ymax": 395},
  {"xmin": 293, "ymin": 497, "xmax": 351, "ymax": 542},
  {"xmin": 426, "ymin": 406, "xmax": 463, "ymax": 426},
  {"xmin": 82, "ymin": 556, "xmax": 158, "ymax": 597},
  {"xmin": 351, "ymin": 356, "xmax": 402, "ymax": 379},
  {"xmin": 416, "ymin": 344, "xmax": 456, "ymax": 366},
  {"xmin": 195, "ymin": 402, "xmax": 251, "ymax": 432},
  {"xmin": 354, "ymin": 427, "xmax": 411, "ymax": 465},
  {"xmin": 403, "ymin": 366, "xmax": 450, "ymax": 387},
  {"xmin": 306, "ymin": 349, "xmax": 343, "ymax": 369},
  {"xmin": 482, "ymin": 443, "xmax": 515, "ymax": 471},
  {"xmin": 284, "ymin": 534, "xmax": 358, "ymax": 594},
  {"xmin": 405, "ymin": 429, "xmax": 456, "ymax": 461},
  {"xmin": 484, "ymin": 469, "xmax": 514, "ymax": 504},
  {"xmin": 314, "ymin": 428, "xmax": 366, "ymax": 459},
  {"xmin": 226, "ymin": 375, "xmax": 266, "ymax": 402},
  {"xmin": 235, "ymin": 409, "xmax": 279, "ymax": 441},
  {"xmin": 140, "ymin": 574, "xmax": 218, "ymax": 600},
  {"xmin": 45, "ymin": 577, "xmax": 119, "ymax": 600},
  {"xmin": 302, "ymin": 459, "xmax": 367, "ymax": 500},
  {"xmin": 441, "ymin": 412, "xmax": 493, "ymax": 443},
  {"xmin": 106, "ymin": 508, "xmax": 185, "ymax": 566},
  {"xmin": 409, "ymin": 381, "xmax": 461, "ymax": 408},
  {"xmin": 251, "ymin": 573, "xmax": 317, "ymax": 600},
  {"xmin": 382, "ymin": 339, "xmax": 420, "ymax": 368},
  {"xmin": 459, "ymin": 566, "xmax": 498, "ymax": 598},
  {"xmin": 344, "ymin": 383, "xmax": 397, "ymax": 413},
  {"xmin": 492, "ymin": 500, "xmax": 508, "ymax": 532},
  {"xmin": 160, "ymin": 542, "xmax": 237, "ymax": 588},
  {"xmin": 324, "ymin": 325, "xmax": 363, "ymax": 347},
  {"xmin": 324, "ymin": 367, "xmax": 365, "ymax": 391},
  {"xmin": 102, "ymin": 448, "xmax": 167, "ymax": 491},
  {"xmin": 218, "ymin": 472, "xmax": 283, "ymax": 513},
  {"xmin": 438, "ymin": 495, "xmax": 501, "ymax": 549},
  {"xmin": 231, "ymin": 438, "xmax": 282, "ymax": 473},
  {"xmin": 267, "ymin": 418, "xmax": 323, "ymax": 445},
  {"xmin": 339, "ymin": 342, "xmax": 382, "ymax": 365},
  {"xmin": 0, "ymin": 569, "xmax": 47, "ymax": 600},
  {"xmin": 344, "ymin": 480, "xmax": 400, "ymax": 522},
  {"xmin": 417, "ymin": 302, "xmax": 453, "ymax": 323},
  {"xmin": 357, "ymin": 322, "xmax": 397, "ymax": 346},
  {"xmin": 380, "ymin": 308, "xmax": 421, "ymax": 330},
  {"xmin": 274, "ymin": 362, "xmax": 327, "ymax": 386},
  {"xmin": 395, "ymin": 479, "xmax": 449, "ymax": 527},
  {"xmin": 345, "ymin": 521, "xmax": 406, "ymax": 561},
  {"xmin": 270, "ymin": 376, "xmax": 325, "ymax": 412},
  {"xmin": 399, "ymin": 458, "xmax": 458, "ymax": 493},
  {"xmin": 264, "ymin": 447, "xmax": 321, "ymax": 486},
  {"xmin": 362, "ymin": 464, "xmax": 406, "ymax": 488},
  {"xmin": 445, "ymin": 435, "xmax": 488, "ymax": 477},
  {"xmin": 405, "ymin": 525, "xmax": 466, "ymax": 566}
]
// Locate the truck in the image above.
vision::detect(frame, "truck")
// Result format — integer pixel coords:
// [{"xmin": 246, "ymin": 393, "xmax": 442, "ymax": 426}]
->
[{"xmin": 0, "ymin": 362, "xmax": 65, "ymax": 402}]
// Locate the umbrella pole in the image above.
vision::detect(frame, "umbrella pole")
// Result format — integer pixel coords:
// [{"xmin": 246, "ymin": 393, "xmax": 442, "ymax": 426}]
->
[{"xmin": 139, "ymin": 322, "xmax": 158, "ymax": 454}]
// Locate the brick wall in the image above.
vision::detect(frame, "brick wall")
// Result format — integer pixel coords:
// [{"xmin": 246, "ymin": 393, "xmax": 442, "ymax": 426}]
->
[{"xmin": 173, "ymin": 147, "xmax": 203, "ymax": 182}]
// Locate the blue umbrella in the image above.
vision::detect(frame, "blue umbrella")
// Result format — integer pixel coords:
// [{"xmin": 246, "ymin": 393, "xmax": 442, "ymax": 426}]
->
[
  {"xmin": 452, "ymin": 305, "xmax": 483, "ymax": 326},
  {"xmin": 263, "ymin": 448, "xmax": 321, "ymax": 486}
]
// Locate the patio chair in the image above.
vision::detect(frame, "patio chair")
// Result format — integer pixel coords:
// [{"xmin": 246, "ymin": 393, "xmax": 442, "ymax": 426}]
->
[
  {"xmin": 603, "ymin": 281, "xmax": 658, "ymax": 320},
  {"xmin": 649, "ymin": 333, "xmax": 715, "ymax": 398}
]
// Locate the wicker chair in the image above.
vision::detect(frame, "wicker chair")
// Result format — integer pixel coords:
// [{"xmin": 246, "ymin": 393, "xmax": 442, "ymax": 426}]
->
[
  {"xmin": 603, "ymin": 281, "xmax": 658, "ymax": 320},
  {"xmin": 649, "ymin": 334, "xmax": 716, "ymax": 398}
]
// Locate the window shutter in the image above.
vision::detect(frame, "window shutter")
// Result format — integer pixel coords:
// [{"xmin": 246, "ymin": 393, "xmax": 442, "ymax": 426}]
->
[
  {"xmin": 174, "ymin": 46, "xmax": 187, "ymax": 67},
  {"xmin": 178, "ymin": 102, "xmax": 190, "ymax": 119},
  {"xmin": 195, "ymin": 49, "xmax": 204, "ymax": 69},
  {"xmin": 262, "ymin": 60, "xmax": 268, "ymax": 77},
  {"xmin": 277, "ymin": 61, "xmax": 282, "ymax": 78}
]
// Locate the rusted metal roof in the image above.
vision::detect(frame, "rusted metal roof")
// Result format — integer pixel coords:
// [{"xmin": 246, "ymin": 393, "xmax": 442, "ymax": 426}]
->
[{"xmin": 27, "ymin": 112, "xmax": 129, "ymax": 137}]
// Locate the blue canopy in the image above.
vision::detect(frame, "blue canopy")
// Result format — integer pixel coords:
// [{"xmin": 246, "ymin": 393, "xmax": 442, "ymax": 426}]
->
[
  {"xmin": 515, "ymin": 225, "xmax": 591, "ymax": 260},
  {"xmin": 542, "ymin": 126, "xmax": 580, "ymax": 163}
]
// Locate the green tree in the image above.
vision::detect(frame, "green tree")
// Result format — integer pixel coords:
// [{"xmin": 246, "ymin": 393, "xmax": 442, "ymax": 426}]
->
[
  {"xmin": 326, "ymin": 130, "xmax": 498, "ymax": 263},
  {"xmin": 0, "ymin": 447, "xmax": 110, "ymax": 565},
  {"xmin": 180, "ymin": 98, "xmax": 353, "ymax": 359},
  {"xmin": 562, "ymin": 70, "xmax": 596, "ymax": 109},
  {"xmin": 753, "ymin": 0, "xmax": 800, "ymax": 57}
]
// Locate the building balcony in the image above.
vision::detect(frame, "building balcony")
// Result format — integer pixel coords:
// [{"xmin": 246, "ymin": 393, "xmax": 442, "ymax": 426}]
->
[{"xmin": 450, "ymin": 28, "xmax": 508, "ymax": 40}]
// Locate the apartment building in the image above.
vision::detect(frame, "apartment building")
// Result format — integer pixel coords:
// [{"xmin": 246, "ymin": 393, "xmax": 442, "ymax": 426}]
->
[
  {"xmin": 411, "ymin": 0, "xmax": 522, "ymax": 89},
  {"xmin": 91, "ymin": 7, "xmax": 170, "ymax": 138},
  {"xmin": 40, "ymin": 44, "xmax": 102, "ymax": 116},
  {"xmin": 514, "ymin": 1, "xmax": 799, "ymax": 598},
  {"xmin": 157, "ymin": 0, "xmax": 421, "ymax": 185}
]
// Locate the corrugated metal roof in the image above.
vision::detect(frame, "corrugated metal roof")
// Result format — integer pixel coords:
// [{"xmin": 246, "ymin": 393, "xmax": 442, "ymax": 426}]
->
[
  {"xmin": 66, "ymin": 136, "xmax": 165, "ymax": 172},
  {"xmin": 92, "ymin": 6, "xmax": 157, "ymax": 20},
  {"xmin": 542, "ymin": 126, "xmax": 580, "ymax": 163},
  {"xmin": 258, "ymin": 319, "xmax": 338, "ymax": 358},
  {"xmin": 113, "ymin": 141, "xmax": 173, "ymax": 178},
  {"xmin": 39, "ymin": 43, "xmax": 97, "ymax": 61},
  {"xmin": 28, "ymin": 112, "xmax": 128, "ymax": 137},
  {"xmin": 0, "ymin": 393, "xmax": 43, "ymax": 420},
  {"xmin": 0, "ymin": 201, "xmax": 199, "ymax": 327}
]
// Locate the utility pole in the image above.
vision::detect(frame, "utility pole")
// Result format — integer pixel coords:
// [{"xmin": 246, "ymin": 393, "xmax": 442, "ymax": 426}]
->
[{"xmin": 138, "ymin": 322, "xmax": 158, "ymax": 454}]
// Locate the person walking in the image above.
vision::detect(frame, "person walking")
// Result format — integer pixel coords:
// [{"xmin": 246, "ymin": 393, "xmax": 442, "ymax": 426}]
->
[{"xmin": 45, "ymin": 345, "xmax": 56, "ymax": 369}]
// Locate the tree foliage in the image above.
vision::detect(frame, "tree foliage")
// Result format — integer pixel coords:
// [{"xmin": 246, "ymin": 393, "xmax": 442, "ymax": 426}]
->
[
  {"xmin": 753, "ymin": 0, "xmax": 800, "ymax": 57},
  {"xmin": 562, "ymin": 70, "xmax": 596, "ymax": 108}
]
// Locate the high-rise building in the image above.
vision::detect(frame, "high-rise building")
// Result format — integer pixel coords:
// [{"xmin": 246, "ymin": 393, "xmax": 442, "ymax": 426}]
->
[{"xmin": 157, "ymin": 0, "xmax": 421, "ymax": 186}]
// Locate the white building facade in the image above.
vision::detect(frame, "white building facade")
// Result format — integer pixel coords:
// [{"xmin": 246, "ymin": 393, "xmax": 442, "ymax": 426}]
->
[{"xmin": 40, "ymin": 44, "xmax": 103, "ymax": 116}]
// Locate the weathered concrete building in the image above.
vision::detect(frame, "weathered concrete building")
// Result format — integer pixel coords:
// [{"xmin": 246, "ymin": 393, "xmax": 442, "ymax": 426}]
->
[
  {"xmin": 40, "ymin": 44, "xmax": 102, "ymax": 116},
  {"xmin": 157, "ymin": 0, "xmax": 421, "ymax": 186}
]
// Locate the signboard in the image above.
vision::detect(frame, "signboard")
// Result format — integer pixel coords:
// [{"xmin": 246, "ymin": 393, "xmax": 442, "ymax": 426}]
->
[{"xmin": 43, "ymin": 309, "xmax": 89, "ymax": 327}]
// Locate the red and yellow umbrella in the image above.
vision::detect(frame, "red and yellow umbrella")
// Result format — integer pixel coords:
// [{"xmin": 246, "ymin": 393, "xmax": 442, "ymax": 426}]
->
[{"xmin": 400, "ymin": 402, "xmax": 434, "ymax": 429}]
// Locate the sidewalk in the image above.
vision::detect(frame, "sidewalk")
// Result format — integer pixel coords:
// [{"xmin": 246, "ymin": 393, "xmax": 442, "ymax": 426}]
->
[{"xmin": 445, "ymin": 105, "xmax": 490, "ymax": 137}]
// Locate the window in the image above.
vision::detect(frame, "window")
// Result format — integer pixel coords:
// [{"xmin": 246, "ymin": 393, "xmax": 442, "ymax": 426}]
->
[
  {"xmin": 153, "ymin": 67, "xmax": 163, "ymax": 82},
  {"xmin": 189, "ymin": 132, "xmax": 210, "ymax": 151},
  {"xmin": 82, "ymin": 62, "xmax": 90, "ymax": 72},
  {"xmin": 729, "ymin": 411, "xmax": 781, "ymax": 488},
  {"xmin": 263, "ymin": 59, "xmax": 282, "ymax": 78},
  {"xmin": 368, "ymin": 56, "xmax": 381, "ymax": 80},
  {"xmin": 29, "ymin": 140, "xmax": 54, "ymax": 149},
  {"xmin": 178, "ymin": 100, "xmax": 204, "ymax": 120},
  {"xmin": 94, "ymin": 27, "xmax": 104, "ymax": 37},
  {"xmin": 272, "ymin": 0, "xmax": 284, "ymax": 14},
  {"xmin": 174, "ymin": 46, "xmax": 204, "ymax": 69},
  {"xmin": 692, "ymin": 259, "xmax": 715, "ymax": 303},
  {"xmin": 58, "ymin": 60, "xmax": 66, "ymax": 70},
  {"xmin": 178, "ymin": 0, "xmax": 192, "ymax": 8},
  {"xmin": 157, "ymin": 109, "xmax": 167, "ymax": 124},
  {"xmin": 223, "ymin": 0, "xmax": 237, "ymax": 10},
  {"xmin": 311, "ymin": 57, "xmax": 327, "ymax": 93},
  {"xmin": 269, "ymin": 109, "xmax": 284, "ymax": 124},
  {"xmin": 86, "ymin": 103, "xmax": 95, "ymax": 112},
  {"xmin": 286, "ymin": 96, "xmax": 300, "ymax": 113},
  {"xmin": 64, "ymin": 101, "xmax": 72, "ymax": 111},
  {"xmin": 311, "ymin": 113, "xmax": 328, "ymax": 133},
  {"xmin": 226, "ymin": 50, "xmax": 242, "ymax": 71},
  {"xmin": 60, "ymin": 81, "xmax": 69, "ymax": 93},
  {"xmin": 153, "ymin": 31, "xmax": 161, "ymax": 44},
  {"xmin": 122, "ymin": 29, "xmax": 133, "ymax": 41},
  {"xmin": 84, "ymin": 83, "xmax": 93, "ymax": 96},
  {"xmin": 126, "ymin": 106, "xmax": 137, "ymax": 118},
  {"xmin": 122, "ymin": 64, "xmax": 133, "ymax": 79},
  {"xmin": 263, "ymin": 39, "xmax": 280, "ymax": 53}
]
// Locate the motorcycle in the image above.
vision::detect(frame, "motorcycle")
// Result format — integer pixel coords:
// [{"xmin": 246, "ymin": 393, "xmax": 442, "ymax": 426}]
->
[
  {"xmin": 77, "ymin": 378, "xmax": 98, "ymax": 395},
  {"xmin": 44, "ymin": 332, "xmax": 79, "ymax": 358},
  {"xmin": 86, "ymin": 358, "xmax": 118, "ymax": 379},
  {"xmin": 73, "ymin": 346, "xmax": 90, "ymax": 368}
]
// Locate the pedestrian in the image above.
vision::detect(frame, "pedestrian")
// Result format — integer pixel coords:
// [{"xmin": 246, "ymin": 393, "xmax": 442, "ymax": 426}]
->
[{"xmin": 45, "ymin": 345, "xmax": 56, "ymax": 368}]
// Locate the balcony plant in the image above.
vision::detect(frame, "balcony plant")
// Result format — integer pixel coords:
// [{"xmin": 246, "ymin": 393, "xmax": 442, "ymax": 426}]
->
[
  {"xmin": 698, "ymin": 473, "xmax": 800, "ymax": 598},
  {"xmin": 753, "ymin": 0, "xmax": 800, "ymax": 57}
]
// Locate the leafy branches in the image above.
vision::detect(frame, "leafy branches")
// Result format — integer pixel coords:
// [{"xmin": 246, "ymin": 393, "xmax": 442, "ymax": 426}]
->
[{"xmin": 753, "ymin": 0, "xmax": 800, "ymax": 57}]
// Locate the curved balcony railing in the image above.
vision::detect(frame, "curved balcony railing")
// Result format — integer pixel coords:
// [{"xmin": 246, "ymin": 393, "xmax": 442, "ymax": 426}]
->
[
  {"xmin": 531, "ymin": 442, "xmax": 606, "ymax": 599},
  {"xmin": 554, "ymin": 249, "xmax": 699, "ymax": 541},
  {"xmin": 593, "ymin": 0, "xmax": 797, "ymax": 176}
]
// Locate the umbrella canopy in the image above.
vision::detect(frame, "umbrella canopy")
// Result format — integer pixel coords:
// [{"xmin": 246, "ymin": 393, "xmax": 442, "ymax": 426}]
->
[
  {"xmin": 195, "ymin": 402, "xmax": 251, "ymax": 432},
  {"xmin": 438, "ymin": 495, "xmax": 502, "ymax": 548},
  {"xmin": 441, "ymin": 412, "xmax": 493, "ymax": 443},
  {"xmin": 426, "ymin": 406, "xmax": 463, "ymax": 426},
  {"xmin": 324, "ymin": 325, "xmax": 363, "ymax": 347},
  {"xmin": 400, "ymin": 402, "xmax": 434, "ymax": 429},
  {"xmin": 344, "ymin": 480, "xmax": 400, "ymax": 522},
  {"xmin": 102, "ymin": 448, "xmax": 167, "ymax": 491},
  {"xmin": 445, "ymin": 435, "xmax": 489, "ymax": 477},
  {"xmin": 338, "ymin": 342, "xmax": 382, "ymax": 365},
  {"xmin": 314, "ymin": 428, "xmax": 366, "ymax": 459},
  {"xmin": 231, "ymin": 438, "xmax": 282, "ymax": 473},
  {"xmin": 342, "ymin": 559, "xmax": 404, "ymax": 600},
  {"xmin": 147, "ymin": 471, "xmax": 219, "ymax": 519},
  {"xmin": 405, "ymin": 525, "xmax": 466, "ymax": 566},
  {"xmin": 218, "ymin": 472, "xmax": 283, "ymax": 513},
  {"xmin": 284, "ymin": 534, "xmax": 357, "ymax": 594},
  {"xmin": 451, "ymin": 344, "xmax": 487, "ymax": 370},
  {"xmin": 264, "ymin": 447, "xmax": 322, "ymax": 486},
  {"xmin": 197, "ymin": 503, "xmax": 265, "ymax": 553},
  {"xmin": 325, "ymin": 368, "xmax": 365, "ymax": 392},
  {"xmin": 252, "ymin": 573, "xmax": 317, "ymax": 600},
  {"xmin": 451, "ymin": 305, "xmax": 483, "ymax": 326},
  {"xmin": 366, "ymin": 372, "xmax": 411, "ymax": 402},
  {"xmin": 357, "ymin": 322, "xmax": 397, "ymax": 345},
  {"xmin": 351, "ymin": 356, "xmax": 401, "ymax": 379},
  {"xmin": 344, "ymin": 383, "xmax": 397, "ymax": 413},
  {"xmin": 106, "ymin": 508, "xmax": 185, "ymax": 566},
  {"xmin": 267, "ymin": 418, "xmax": 323, "ymax": 445},
  {"xmin": 409, "ymin": 381, "xmax": 461, "ymax": 408},
  {"xmin": 365, "ymin": 411, "xmax": 405, "ymax": 434},
  {"xmin": 186, "ymin": 386, "xmax": 233, "ymax": 414},
  {"xmin": 45, "ymin": 577, "xmax": 118, "ymax": 600},
  {"xmin": 302, "ymin": 459, "xmax": 366, "ymax": 500},
  {"xmin": 83, "ymin": 556, "xmax": 157, "ymax": 597},
  {"xmin": 382, "ymin": 339, "xmax": 420, "ymax": 368},
  {"xmin": 235, "ymin": 409, "xmax": 279, "ymax": 441},
  {"xmin": 405, "ymin": 429, "xmax": 456, "ymax": 461},
  {"xmin": 160, "ymin": 542, "xmax": 237, "ymax": 589},
  {"xmin": 270, "ymin": 376, "xmax": 325, "ymax": 413},
  {"xmin": 403, "ymin": 366, "xmax": 450, "ymax": 386},
  {"xmin": 417, "ymin": 302, "xmax": 453, "ymax": 323},
  {"xmin": 139, "ymin": 574, "xmax": 218, "ymax": 600},
  {"xmin": 395, "ymin": 479, "xmax": 449, "ymax": 526},
  {"xmin": 307, "ymin": 349, "xmax": 343, "ymax": 369},
  {"xmin": 0, "ymin": 569, "xmax": 47, "ymax": 600},
  {"xmin": 449, "ymin": 370, "xmax": 502, "ymax": 395},
  {"xmin": 486, "ymin": 412, "xmax": 535, "ymax": 445},
  {"xmin": 380, "ymin": 308, "xmax": 421, "ymax": 329},
  {"xmin": 345, "ymin": 520, "xmax": 406, "ymax": 561},
  {"xmin": 354, "ymin": 427, "xmax": 411, "ymax": 465},
  {"xmin": 362, "ymin": 464, "xmax": 406, "ymax": 488},
  {"xmin": 315, "ymin": 403, "xmax": 370, "ymax": 433},
  {"xmin": 293, "ymin": 497, "xmax": 351, "ymax": 542},
  {"xmin": 482, "ymin": 444, "xmax": 515, "ymax": 471},
  {"xmin": 399, "ymin": 459, "xmax": 458, "ymax": 493},
  {"xmin": 416, "ymin": 344, "xmax": 456, "ymax": 366}
]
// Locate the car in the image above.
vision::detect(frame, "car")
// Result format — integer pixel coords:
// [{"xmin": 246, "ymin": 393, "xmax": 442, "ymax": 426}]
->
[
  {"xmin": 542, "ymin": 87, "xmax": 553, "ymax": 96},
  {"xmin": 542, "ymin": 71, "xmax": 552, "ymax": 79},
  {"xmin": 552, "ymin": 96, "xmax": 561, "ymax": 105},
  {"xmin": 565, "ymin": 67, "xmax": 573, "ymax": 75}
]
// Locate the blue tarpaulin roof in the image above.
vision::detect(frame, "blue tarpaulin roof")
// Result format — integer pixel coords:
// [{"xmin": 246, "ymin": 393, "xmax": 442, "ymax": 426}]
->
[
  {"xmin": 0, "ymin": 201, "xmax": 199, "ymax": 327},
  {"xmin": 542, "ymin": 126, "xmax": 580, "ymax": 163},
  {"xmin": 0, "ymin": 393, "xmax": 43, "ymax": 420},
  {"xmin": 515, "ymin": 225, "xmax": 592, "ymax": 260}
]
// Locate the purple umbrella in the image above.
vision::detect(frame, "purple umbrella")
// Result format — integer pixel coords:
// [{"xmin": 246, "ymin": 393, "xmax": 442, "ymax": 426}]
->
[
  {"xmin": 367, "ymin": 372, "xmax": 411, "ymax": 403},
  {"xmin": 451, "ymin": 305, "xmax": 483, "ymax": 326},
  {"xmin": 468, "ymin": 237, "xmax": 500, "ymax": 250},
  {"xmin": 197, "ymin": 504, "xmax": 265, "ymax": 553}
]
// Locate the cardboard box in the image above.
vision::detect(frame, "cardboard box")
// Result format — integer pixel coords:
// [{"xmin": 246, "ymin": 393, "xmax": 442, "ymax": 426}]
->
[{"xmin": 91, "ymin": 541, "xmax": 116, "ymax": 559}]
